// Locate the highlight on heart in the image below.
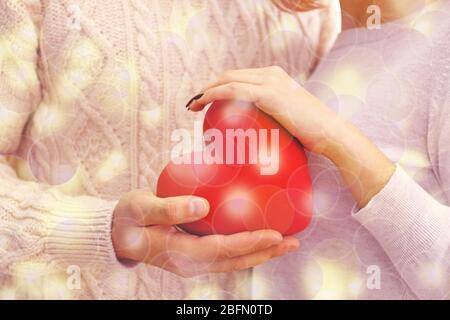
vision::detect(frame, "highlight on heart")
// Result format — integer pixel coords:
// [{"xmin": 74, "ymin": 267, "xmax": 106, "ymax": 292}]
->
[{"xmin": 170, "ymin": 104, "xmax": 280, "ymax": 176}]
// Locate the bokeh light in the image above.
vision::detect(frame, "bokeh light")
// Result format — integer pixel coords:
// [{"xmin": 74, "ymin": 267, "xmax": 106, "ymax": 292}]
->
[
  {"xmin": 31, "ymin": 102, "xmax": 67, "ymax": 137},
  {"xmin": 308, "ymin": 259, "xmax": 362, "ymax": 300},
  {"xmin": 141, "ymin": 107, "xmax": 162, "ymax": 127},
  {"xmin": 95, "ymin": 149, "xmax": 128, "ymax": 183}
]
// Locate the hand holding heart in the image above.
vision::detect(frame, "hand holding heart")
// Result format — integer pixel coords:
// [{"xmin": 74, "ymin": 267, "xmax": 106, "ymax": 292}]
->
[
  {"xmin": 188, "ymin": 66, "xmax": 341, "ymax": 156},
  {"xmin": 111, "ymin": 190, "xmax": 299, "ymax": 277},
  {"xmin": 157, "ymin": 99, "xmax": 313, "ymax": 235},
  {"xmin": 188, "ymin": 66, "xmax": 395, "ymax": 209},
  {"xmin": 112, "ymin": 65, "xmax": 394, "ymax": 276},
  {"xmin": 156, "ymin": 66, "xmax": 334, "ymax": 239}
]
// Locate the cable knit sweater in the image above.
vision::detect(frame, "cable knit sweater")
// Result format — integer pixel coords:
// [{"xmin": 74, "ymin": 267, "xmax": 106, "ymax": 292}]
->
[{"xmin": 0, "ymin": 0, "xmax": 340, "ymax": 299}]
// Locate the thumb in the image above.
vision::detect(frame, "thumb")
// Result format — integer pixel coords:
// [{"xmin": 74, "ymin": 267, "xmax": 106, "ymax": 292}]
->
[{"xmin": 134, "ymin": 194, "xmax": 210, "ymax": 226}]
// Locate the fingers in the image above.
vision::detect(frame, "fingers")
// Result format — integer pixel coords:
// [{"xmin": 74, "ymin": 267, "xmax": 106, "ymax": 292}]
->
[
  {"xmin": 198, "ymin": 66, "xmax": 285, "ymax": 93},
  {"xmin": 186, "ymin": 67, "xmax": 283, "ymax": 111},
  {"xmin": 200, "ymin": 69, "xmax": 265, "ymax": 93},
  {"xmin": 116, "ymin": 225, "xmax": 300, "ymax": 277},
  {"xmin": 122, "ymin": 191, "xmax": 210, "ymax": 226},
  {"xmin": 170, "ymin": 236, "xmax": 300, "ymax": 277},
  {"xmin": 208, "ymin": 236, "xmax": 300, "ymax": 274},
  {"xmin": 151, "ymin": 232, "xmax": 300, "ymax": 277},
  {"xmin": 147, "ymin": 227, "xmax": 286, "ymax": 262},
  {"xmin": 188, "ymin": 82, "xmax": 265, "ymax": 112},
  {"xmin": 189, "ymin": 229, "xmax": 285, "ymax": 260},
  {"xmin": 186, "ymin": 66, "xmax": 290, "ymax": 112}
]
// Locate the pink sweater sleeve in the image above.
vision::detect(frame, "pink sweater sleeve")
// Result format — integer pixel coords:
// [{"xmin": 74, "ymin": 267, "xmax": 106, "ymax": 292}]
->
[
  {"xmin": 353, "ymin": 165, "xmax": 450, "ymax": 299},
  {"xmin": 353, "ymin": 66, "xmax": 450, "ymax": 299},
  {"xmin": 0, "ymin": 0, "xmax": 118, "ymax": 272}
]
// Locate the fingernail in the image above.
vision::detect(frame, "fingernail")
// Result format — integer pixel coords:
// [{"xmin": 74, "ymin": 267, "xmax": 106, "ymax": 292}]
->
[
  {"xmin": 189, "ymin": 198, "xmax": 207, "ymax": 216},
  {"xmin": 185, "ymin": 93, "xmax": 204, "ymax": 109}
]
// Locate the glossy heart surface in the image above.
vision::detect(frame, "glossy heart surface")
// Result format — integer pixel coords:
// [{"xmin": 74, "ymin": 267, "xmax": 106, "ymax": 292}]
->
[{"xmin": 156, "ymin": 100, "xmax": 312, "ymax": 235}]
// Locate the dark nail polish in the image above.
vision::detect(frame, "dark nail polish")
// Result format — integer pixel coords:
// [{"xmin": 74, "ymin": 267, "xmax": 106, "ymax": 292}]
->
[{"xmin": 185, "ymin": 93, "xmax": 204, "ymax": 109}]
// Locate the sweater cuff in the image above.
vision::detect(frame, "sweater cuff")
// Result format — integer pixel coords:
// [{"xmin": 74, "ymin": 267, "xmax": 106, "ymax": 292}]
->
[
  {"xmin": 43, "ymin": 190, "xmax": 120, "ymax": 268},
  {"xmin": 352, "ymin": 164, "xmax": 450, "ymax": 267}
]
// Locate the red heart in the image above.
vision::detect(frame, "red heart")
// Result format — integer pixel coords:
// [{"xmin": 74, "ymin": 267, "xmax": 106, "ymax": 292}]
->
[{"xmin": 156, "ymin": 100, "xmax": 312, "ymax": 235}]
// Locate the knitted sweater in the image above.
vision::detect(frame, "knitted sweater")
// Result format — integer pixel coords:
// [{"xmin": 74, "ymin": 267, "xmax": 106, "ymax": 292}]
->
[{"xmin": 0, "ymin": 0, "xmax": 340, "ymax": 299}]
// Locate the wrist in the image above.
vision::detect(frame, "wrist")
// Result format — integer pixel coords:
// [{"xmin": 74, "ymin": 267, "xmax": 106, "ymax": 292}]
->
[
  {"xmin": 316, "ymin": 118, "xmax": 396, "ymax": 208},
  {"xmin": 317, "ymin": 117, "xmax": 351, "ymax": 160},
  {"xmin": 288, "ymin": 92, "xmax": 350, "ymax": 158},
  {"xmin": 111, "ymin": 201, "xmax": 138, "ymax": 262},
  {"xmin": 111, "ymin": 222, "xmax": 142, "ymax": 263}
]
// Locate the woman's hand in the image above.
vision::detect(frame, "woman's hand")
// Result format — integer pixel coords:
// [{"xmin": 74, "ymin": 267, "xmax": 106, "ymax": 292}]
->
[
  {"xmin": 111, "ymin": 190, "xmax": 299, "ymax": 277},
  {"xmin": 187, "ymin": 66, "xmax": 339, "ymax": 155},
  {"xmin": 187, "ymin": 66, "xmax": 395, "ymax": 208}
]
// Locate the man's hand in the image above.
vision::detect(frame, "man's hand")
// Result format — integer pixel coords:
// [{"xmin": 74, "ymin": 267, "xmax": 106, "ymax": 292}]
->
[{"xmin": 111, "ymin": 190, "xmax": 299, "ymax": 277}]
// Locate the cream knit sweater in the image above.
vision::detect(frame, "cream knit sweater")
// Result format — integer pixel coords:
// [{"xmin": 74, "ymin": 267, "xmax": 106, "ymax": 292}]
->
[{"xmin": 0, "ymin": 0, "xmax": 340, "ymax": 299}]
